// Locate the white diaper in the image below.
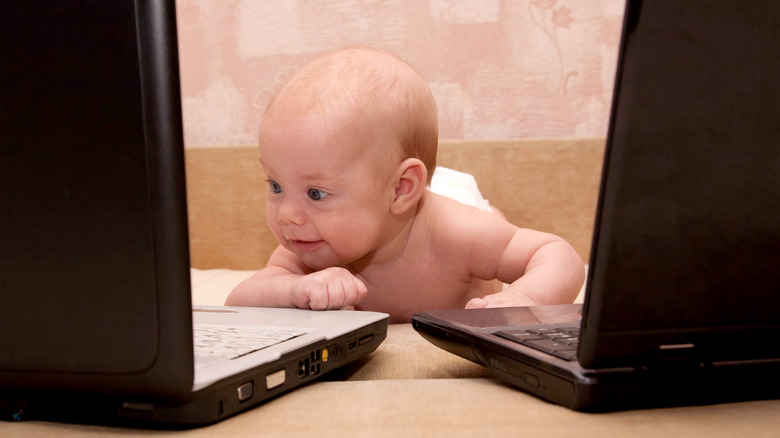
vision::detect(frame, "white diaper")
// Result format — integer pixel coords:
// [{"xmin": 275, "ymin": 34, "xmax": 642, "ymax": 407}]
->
[{"xmin": 429, "ymin": 166, "xmax": 492, "ymax": 212}]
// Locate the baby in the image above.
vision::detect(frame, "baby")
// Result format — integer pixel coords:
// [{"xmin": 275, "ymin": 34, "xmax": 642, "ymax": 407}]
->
[{"xmin": 225, "ymin": 46, "xmax": 585, "ymax": 323}]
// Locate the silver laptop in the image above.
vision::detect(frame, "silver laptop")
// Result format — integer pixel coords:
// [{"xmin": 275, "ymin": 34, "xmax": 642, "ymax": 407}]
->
[
  {"xmin": 0, "ymin": 0, "xmax": 388, "ymax": 427},
  {"xmin": 412, "ymin": 0, "xmax": 780, "ymax": 411}
]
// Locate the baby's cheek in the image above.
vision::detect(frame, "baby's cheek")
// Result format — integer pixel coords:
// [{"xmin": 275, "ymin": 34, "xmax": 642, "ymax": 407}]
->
[
  {"xmin": 266, "ymin": 222, "xmax": 285, "ymax": 245},
  {"xmin": 264, "ymin": 207, "xmax": 276, "ymax": 228}
]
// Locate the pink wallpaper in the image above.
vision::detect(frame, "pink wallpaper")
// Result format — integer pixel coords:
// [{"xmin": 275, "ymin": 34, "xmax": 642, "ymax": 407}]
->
[{"xmin": 176, "ymin": 0, "xmax": 625, "ymax": 147}]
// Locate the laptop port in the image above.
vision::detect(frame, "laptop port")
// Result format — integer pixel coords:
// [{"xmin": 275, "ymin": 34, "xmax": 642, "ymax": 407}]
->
[
  {"xmin": 237, "ymin": 381, "xmax": 254, "ymax": 401},
  {"xmin": 265, "ymin": 370, "xmax": 285, "ymax": 391},
  {"xmin": 298, "ymin": 358, "xmax": 310, "ymax": 378}
]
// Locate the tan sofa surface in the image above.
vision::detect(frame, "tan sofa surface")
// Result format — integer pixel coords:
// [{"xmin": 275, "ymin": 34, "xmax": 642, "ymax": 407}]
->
[{"xmin": 7, "ymin": 139, "xmax": 779, "ymax": 437}]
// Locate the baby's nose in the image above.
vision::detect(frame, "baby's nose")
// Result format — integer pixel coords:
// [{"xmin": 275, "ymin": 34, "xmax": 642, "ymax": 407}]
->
[{"xmin": 277, "ymin": 198, "xmax": 305, "ymax": 226}]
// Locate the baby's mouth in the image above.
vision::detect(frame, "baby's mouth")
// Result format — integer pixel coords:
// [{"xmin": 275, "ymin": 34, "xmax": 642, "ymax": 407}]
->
[{"xmin": 290, "ymin": 239, "xmax": 324, "ymax": 252}]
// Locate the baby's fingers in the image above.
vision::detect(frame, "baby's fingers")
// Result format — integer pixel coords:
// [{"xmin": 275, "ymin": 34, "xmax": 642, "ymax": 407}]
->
[
  {"xmin": 465, "ymin": 288, "xmax": 538, "ymax": 310},
  {"xmin": 347, "ymin": 276, "xmax": 368, "ymax": 307},
  {"xmin": 302, "ymin": 268, "xmax": 366, "ymax": 310},
  {"xmin": 307, "ymin": 282, "xmax": 335, "ymax": 310},
  {"xmin": 319, "ymin": 275, "xmax": 367, "ymax": 310},
  {"xmin": 465, "ymin": 297, "xmax": 489, "ymax": 309}
]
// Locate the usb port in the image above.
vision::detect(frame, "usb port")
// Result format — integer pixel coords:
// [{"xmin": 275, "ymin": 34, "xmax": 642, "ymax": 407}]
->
[
  {"xmin": 298, "ymin": 358, "xmax": 310, "ymax": 377},
  {"xmin": 359, "ymin": 334, "xmax": 374, "ymax": 345}
]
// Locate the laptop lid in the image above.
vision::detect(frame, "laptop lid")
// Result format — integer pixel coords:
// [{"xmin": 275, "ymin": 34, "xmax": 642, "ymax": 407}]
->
[
  {"xmin": 578, "ymin": 0, "xmax": 780, "ymax": 368},
  {"xmin": 0, "ymin": 0, "xmax": 194, "ymax": 400},
  {"xmin": 412, "ymin": 0, "xmax": 779, "ymax": 411}
]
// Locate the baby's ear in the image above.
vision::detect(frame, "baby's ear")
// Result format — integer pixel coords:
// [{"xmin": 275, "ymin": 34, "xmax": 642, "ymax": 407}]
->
[{"xmin": 390, "ymin": 158, "xmax": 427, "ymax": 215}]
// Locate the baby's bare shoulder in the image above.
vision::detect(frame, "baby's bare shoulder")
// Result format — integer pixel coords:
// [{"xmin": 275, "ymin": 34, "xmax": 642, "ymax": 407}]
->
[{"xmin": 420, "ymin": 193, "xmax": 517, "ymax": 250}]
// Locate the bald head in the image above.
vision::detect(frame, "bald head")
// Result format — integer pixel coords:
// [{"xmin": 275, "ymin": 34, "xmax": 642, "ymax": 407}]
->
[{"xmin": 263, "ymin": 47, "xmax": 438, "ymax": 183}]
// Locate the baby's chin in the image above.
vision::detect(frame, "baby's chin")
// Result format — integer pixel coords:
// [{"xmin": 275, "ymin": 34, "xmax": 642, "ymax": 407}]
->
[
  {"xmin": 284, "ymin": 242, "xmax": 365, "ymax": 272},
  {"xmin": 294, "ymin": 250, "xmax": 351, "ymax": 272}
]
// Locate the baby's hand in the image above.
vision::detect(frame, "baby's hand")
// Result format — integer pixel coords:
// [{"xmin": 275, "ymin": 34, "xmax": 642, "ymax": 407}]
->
[
  {"xmin": 289, "ymin": 267, "xmax": 367, "ymax": 311},
  {"xmin": 465, "ymin": 287, "xmax": 538, "ymax": 309}
]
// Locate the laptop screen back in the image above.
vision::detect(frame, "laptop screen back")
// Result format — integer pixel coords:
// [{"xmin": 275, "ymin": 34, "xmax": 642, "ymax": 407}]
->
[
  {"xmin": 579, "ymin": 0, "xmax": 780, "ymax": 368},
  {"xmin": 0, "ymin": 0, "xmax": 193, "ymax": 399}
]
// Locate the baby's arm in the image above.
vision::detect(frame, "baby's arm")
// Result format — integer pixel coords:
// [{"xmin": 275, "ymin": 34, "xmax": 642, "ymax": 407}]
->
[
  {"xmin": 224, "ymin": 246, "xmax": 367, "ymax": 310},
  {"xmin": 465, "ymin": 221, "xmax": 585, "ymax": 309}
]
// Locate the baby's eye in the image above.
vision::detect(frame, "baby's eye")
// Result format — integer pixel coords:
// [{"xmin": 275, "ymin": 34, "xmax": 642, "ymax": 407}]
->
[
  {"xmin": 267, "ymin": 180, "xmax": 283, "ymax": 194},
  {"xmin": 307, "ymin": 188, "xmax": 329, "ymax": 201}
]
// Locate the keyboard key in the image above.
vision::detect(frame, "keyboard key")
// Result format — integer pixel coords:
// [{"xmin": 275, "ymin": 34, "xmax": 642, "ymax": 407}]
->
[
  {"xmin": 493, "ymin": 325, "xmax": 580, "ymax": 361},
  {"xmin": 495, "ymin": 330, "xmax": 544, "ymax": 342},
  {"xmin": 193, "ymin": 325, "xmax": 307, "ymax": 368},
  {"xmin": 522, "ymin": 338, "xmax": 576, "ymax": 355}
]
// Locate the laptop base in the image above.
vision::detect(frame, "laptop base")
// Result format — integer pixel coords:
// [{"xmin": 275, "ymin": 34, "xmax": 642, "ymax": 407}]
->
[
  {"xmin": 2, "ymin": 317, "xmax": 386, "ymax": 429},
  {"xmin": 413, "ymin": 306, "xmax": 780, "ymax": 412}
]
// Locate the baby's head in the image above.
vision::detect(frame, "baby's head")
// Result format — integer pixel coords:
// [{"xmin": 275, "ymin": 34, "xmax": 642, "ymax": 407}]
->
[
  {"xmin": 258, "ymin": 47, "xmax": 439, "ymax": 270},
  {"xmin": 262, "ymin": 46, "xmax": 438, "ymax": 184}
]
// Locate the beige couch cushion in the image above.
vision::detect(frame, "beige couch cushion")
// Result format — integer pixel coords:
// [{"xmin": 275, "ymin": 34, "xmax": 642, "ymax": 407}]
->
[{"xmin": 185, "ymin": 138, "xmax": 605, "ymax": 270}]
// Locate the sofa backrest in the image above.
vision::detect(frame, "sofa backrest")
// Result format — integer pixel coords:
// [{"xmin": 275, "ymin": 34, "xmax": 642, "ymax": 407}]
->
[{"xmin": 185, "ymin": 138, "xmax": 605, "ymax": 270}]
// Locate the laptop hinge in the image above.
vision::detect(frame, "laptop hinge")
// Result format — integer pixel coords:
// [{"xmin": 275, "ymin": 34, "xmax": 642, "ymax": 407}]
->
[{"xmin": 651, "ymin": 343, "xmax": 711, "ymax": 380}]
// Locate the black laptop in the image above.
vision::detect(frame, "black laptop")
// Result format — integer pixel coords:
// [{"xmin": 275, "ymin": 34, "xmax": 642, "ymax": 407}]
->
[
  {"xmin": 0, "ymin": 0, "xmax": 387, "ymax": 427},
  {"xmin": 413, "ymin": 0, "xmax": 780, "ymax": 411}
]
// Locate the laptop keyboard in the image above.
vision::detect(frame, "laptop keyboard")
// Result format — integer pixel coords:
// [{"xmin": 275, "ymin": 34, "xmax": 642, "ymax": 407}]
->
[
  {"xmin": 193, "ymin": 325, "xmax": 307, "ymax": 369},
  {"xmin": 494, "ymin": 326, "xmax": 580, "ymax": 361}
]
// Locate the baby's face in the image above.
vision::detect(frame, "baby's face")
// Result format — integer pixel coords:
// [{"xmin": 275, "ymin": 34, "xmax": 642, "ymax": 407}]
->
[{"xmin": 259, "ymin": 111, "xmax": 400, "ymax": 270}]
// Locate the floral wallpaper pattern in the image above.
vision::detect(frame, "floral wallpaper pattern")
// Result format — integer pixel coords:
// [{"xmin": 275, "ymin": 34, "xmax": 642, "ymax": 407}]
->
[{"xmin": 176, "ymin": 0, "xmax": 625, "ymax": 147}]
